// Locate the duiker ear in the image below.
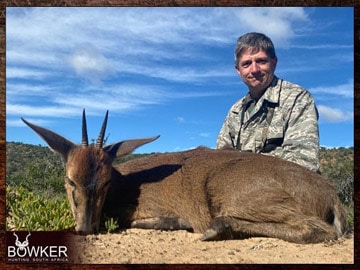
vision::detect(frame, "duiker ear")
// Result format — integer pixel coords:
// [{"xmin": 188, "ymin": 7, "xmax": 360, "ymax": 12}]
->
[
  {"xmin": 103, "ymin": 135, "xmax": 160, "ymax": 158},
  {"xmin": 21, "ymin": 118, "xmax": 76, "ymax": 159}
]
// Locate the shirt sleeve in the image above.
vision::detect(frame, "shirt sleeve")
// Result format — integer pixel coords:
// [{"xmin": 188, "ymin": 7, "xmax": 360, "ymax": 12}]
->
[
  {"xmin": 216, "ymin": 111, "xmax": 235, "ymax": 149},
  {"xmin": 269, "ymin": 90, "xmax": 320, "ymax": 172}
]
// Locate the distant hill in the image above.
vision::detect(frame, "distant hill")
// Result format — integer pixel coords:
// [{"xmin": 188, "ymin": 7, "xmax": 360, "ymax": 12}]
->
[{"xmin": 6, "ymin": 141, "xmax": 150, "ymax": 191}]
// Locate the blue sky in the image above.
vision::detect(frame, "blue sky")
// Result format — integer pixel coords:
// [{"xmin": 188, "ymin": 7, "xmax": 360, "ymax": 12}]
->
[{"xmin": 6, "ymin": 7, "xmax": 354, "ymax": 153}]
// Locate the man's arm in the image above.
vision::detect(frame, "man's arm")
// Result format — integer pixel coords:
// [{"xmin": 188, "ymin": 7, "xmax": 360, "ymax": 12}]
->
[
  {"xmin": 270, "ymin": 91, "xmax": 320, "ymax": 172},
  {"xmin": 216, "ymin": 115, "xmax": 234, "ymax": 149}
]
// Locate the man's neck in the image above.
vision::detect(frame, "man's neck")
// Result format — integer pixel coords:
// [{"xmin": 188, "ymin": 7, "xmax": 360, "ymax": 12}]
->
[{"xmin": 249, "ymin": 76, "xmax": 277, "ymax": 101}]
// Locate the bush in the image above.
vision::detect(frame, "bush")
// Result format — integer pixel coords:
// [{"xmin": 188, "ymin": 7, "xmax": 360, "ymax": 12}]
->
[{"xmin": 6, "ymin": 185, "xmax": 75, "ymax": 231}]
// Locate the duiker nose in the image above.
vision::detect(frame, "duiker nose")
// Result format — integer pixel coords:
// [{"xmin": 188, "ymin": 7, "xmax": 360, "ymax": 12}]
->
[{"xmin": 75, "ymin": 224, "xmax": 94, "ymax": 235}]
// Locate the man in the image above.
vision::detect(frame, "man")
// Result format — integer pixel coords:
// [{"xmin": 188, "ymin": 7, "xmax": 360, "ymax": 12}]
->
[{"xmin": 216, "ymin": 32, "xmax": 320, "ymax": 172}]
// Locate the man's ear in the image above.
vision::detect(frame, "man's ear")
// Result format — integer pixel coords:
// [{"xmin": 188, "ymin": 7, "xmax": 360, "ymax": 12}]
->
[
  {"xmin": 235, "ymin": 65, "xmax": 241, "ymax": 76},
  {"xmin": 272, "ymin": 57, "xmax": 278, "ymax": 70}
]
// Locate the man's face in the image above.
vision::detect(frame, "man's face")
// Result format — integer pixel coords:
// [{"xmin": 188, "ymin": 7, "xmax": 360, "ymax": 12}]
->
[{"xmin": 236, "ymin": 48, "xmax": 277, "ymax": 100}]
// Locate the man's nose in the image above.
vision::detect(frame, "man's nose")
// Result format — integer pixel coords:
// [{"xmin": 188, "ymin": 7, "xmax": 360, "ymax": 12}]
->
[{"xmin": 250, "ymin": 62, "xmax": 260, "ymax": 73}]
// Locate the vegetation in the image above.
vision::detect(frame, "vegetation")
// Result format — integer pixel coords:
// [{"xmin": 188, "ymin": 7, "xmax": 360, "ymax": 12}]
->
[
  {"xmin": 6, "ymin": 142, "xmax": 354, "ymax": 231},
  {"xmin": 319, "ymin": 146, "xmax": 354, "ymax": 225},
  {"xmin": 6, "ymin": 185, "xmax": 74, "ymax": 231}
]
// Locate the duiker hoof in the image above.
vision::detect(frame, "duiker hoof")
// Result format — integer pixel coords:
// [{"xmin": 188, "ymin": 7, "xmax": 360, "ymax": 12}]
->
[
  {"xmin": 201, "ymin": 217, "xmax": 234, "ymax": 241},
  {"xmin": 201, "ymin": 229, "xmax": 219, "ymax": 241}
]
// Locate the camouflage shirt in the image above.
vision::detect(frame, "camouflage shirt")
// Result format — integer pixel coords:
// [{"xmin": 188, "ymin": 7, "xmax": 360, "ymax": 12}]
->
[{"xmin": 216, "ymin": 76, "xmax": 320, "ymax": 172}]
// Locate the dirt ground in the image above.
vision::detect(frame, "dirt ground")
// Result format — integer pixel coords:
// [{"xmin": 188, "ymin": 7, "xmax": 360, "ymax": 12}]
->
[{"xmin": 69, "ymin": 228, "xmax": 354, "ymax": 264}]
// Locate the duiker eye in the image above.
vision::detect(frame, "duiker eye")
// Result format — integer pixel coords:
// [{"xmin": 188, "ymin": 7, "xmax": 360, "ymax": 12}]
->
[
  {"xmin": 65, "ymin": 177, "xmax": 76, "ymax": 187},
  {"xmin": 103, "ymin": 180, "xmax": 111, "ymax": 188}
]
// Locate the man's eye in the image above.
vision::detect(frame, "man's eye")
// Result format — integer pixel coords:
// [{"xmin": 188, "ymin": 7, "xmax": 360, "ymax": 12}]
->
[{"xmin": 257, "ymin": 59, "xmax": 268, "ymax": 65}]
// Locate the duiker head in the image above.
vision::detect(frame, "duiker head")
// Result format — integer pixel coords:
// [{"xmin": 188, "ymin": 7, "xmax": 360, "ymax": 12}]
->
[{"xmin": 22, "ymin": 110, "xmax": 159, "ymax": 234}]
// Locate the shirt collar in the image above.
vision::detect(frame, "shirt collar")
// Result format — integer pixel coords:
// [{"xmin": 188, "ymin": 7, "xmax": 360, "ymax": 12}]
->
[
  {"xmin": 262, "ymin": 76, "xmax": 281, "ymax": 104},
  {"xmin": 242, "ymin": 76, "xmax": 280, "ymax": 107},
  {"xmin": 232, "ymin": 76, "xmax": 281, "ymax": 114}
]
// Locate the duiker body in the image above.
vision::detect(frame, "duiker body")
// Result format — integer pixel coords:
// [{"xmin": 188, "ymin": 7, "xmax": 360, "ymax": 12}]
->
[{"xmin": 22, "ymin": 110, "xmax": 350, "ymax": 244}]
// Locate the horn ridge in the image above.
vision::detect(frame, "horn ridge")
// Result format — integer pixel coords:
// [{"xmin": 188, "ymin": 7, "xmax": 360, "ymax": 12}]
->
[
  {"xmin": 96, "ymin": 110, "xmax": 109, "ymax": 148},
  {"xmin": 82, "ymin": 109, "xmax": 89, "ymax": 146}
]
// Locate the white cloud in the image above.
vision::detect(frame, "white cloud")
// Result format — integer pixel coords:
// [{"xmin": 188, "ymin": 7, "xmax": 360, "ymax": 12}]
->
[
  {"xmin": 6, "ymin": 84, "xmax": 169, "ymax": 118},
  {"xmin": 309, "ymin": 80, "xmax": 353, "ymax": 99},
  {"xmin": 317, "ymin": 105, "xmax": 353, "ymax": 122},
  {"xmin": 233, "ymin": 7, "xmax": 308, "ymax": 47},
  {"xmin": 6, "ymin": 7, "xmax": 307, "ymax": 84},
  {"xmin": 6, "ymin": 67, "xmax": 55, "ymax": 80},
  {"xmin": 199, "ymin": 132, "xmax": 210, "ymax": 138},
  {"xmin": 7, "ymin": 118, "xmax": 53, "ymax": 127},
  {"xmin": 177, "ymin": 117, "xmax": 185, "ymax": 123},
  {"xmin": 7, "ymin": 82, "xmax": 50, "ymax": 96},
  {"xmin": 6, "ymin": 7, "xmax": 352, "ymax": 122},
  {"xmin": 68, "ymin": 44, "xmax": 115, "ymax": 83},
  {"xmin": 6, "ymin": 77, "xmax": 235, "ymax": 121},
  {"xmin": 6, "ymin": 103, "xmax": 80, "ymax": 117}
]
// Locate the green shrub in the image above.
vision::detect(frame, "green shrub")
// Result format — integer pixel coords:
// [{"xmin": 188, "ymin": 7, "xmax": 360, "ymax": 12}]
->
[
  {"xmin": 6, "ymin": 185, "xmax": 75, "ymax": 231},
  {"xmin": 104, "ymin": 215, "xmax": 119, "ymax": 233}
]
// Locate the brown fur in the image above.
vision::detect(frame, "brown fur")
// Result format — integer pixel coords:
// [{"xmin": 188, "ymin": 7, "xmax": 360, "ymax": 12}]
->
[
  {"xmin": 65, "ymin": 147, "xmax": 113, "ymax": 232},
  {"xmin": 21, "ymin": 113, "xmax": 350, "ymax": 243},
  {"xmin": 105, "ymin": 147, "xmax": 349, "ymax": 243}
]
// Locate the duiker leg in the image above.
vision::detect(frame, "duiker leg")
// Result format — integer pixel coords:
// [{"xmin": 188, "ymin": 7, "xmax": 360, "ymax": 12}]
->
[
  {"xmin": 131, "ymin": 217, "xmax": 193, "ymax": 232},
  {"xmin": 202, "ymin": 216, "xmax": 338, "ymax": 243}
]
